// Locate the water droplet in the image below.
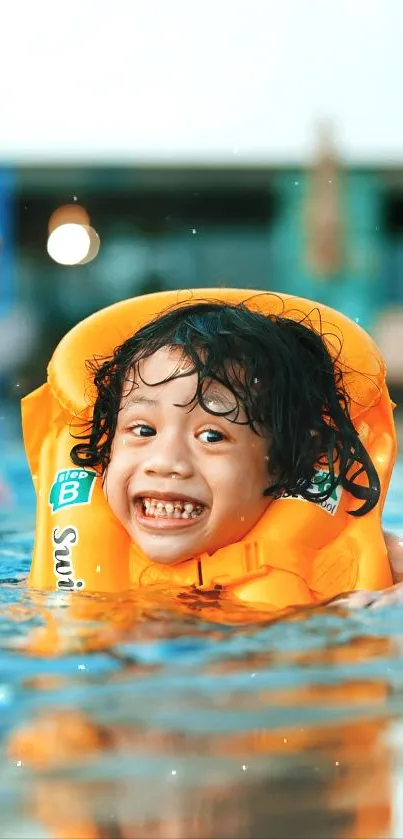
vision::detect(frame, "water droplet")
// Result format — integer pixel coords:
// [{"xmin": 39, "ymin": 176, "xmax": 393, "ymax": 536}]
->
[
  {"xmin": 73, "ymin": 195, "xmax": 78, "ymax": 202},
  {"xmin": 283, "ymin": 738, "xmax": 288, "ymax": 743},
  {"xmin": 171, "ymin": 769, "xmax": 177, "ymax": 775},
  {"xmin": 242, "ymin": 764, "xmax": 248, "ymax": 771},
  {"xmin": 335, "ymin": 761, "xmax": 340, "ymax": 766},
  {"xmin": 328, "ymin": 179, "xmax": 332, "ymax": 183},
  {"xmin": 294, "ymin": 181, "xmax": 300, "ymax": 186},
  {"xmin": 78, "ymin": 664, "xmax": 86, "ymax": 671},
  {"xmin": 355, "ymin": 317, "xmax": 360, "ymax": 323},
  {"xmin": 240, "ymin": 516, "xmax": 245, "ymax": 521},
  {"xmin": 16, "ymin": 760, "xmax": 22, "ymax": 767},
  {"xmin": 192, "ymin": 228, "xmax": 197, "ymax": 235}
]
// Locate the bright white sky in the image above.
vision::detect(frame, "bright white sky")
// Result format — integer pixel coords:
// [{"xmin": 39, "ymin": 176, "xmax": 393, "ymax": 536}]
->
[{"xmin": 0, "ymin": 0, "xmax": 401, "ymax": 164}]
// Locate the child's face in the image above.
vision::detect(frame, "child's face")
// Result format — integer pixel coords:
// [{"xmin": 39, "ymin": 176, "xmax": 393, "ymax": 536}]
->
[{"xmin": 103, "ymin": 347, "xmax": 272, "ymax": 565}]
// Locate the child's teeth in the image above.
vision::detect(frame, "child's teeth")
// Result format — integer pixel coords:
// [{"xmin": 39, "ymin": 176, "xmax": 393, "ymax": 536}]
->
[{"xmin": 142, "ymin": 497, "xmax": 203, "ymax": 519}]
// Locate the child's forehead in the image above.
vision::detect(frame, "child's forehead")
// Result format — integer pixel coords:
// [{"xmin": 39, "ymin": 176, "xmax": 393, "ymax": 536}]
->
[{"xmin": 120, "ymin": 347, "xmax": 241, "ymax": 412}]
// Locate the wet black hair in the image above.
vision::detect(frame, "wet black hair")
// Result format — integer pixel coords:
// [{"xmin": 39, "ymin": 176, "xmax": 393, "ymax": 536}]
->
[{"xmin": 70, "ymin": 298, "xmax": 380, "ymax": 516}]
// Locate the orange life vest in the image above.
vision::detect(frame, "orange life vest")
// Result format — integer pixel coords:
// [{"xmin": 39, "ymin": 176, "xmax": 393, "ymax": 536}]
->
[{"xmin": 22, "ymin": 289, "xmax": 396, "ymax": 610}]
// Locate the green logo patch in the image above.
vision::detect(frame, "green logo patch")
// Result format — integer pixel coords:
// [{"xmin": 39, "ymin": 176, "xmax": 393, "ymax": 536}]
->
[
  {"xmin": 309, "ymin": 469, "xmax": 341, "ymax": 505},
  {"xmin": 49, "ymin": 469, "xmax": 97, "ymax": 514},
  {"xmin": 280, "ymin": 468, "xmax": 342, "ymax": 515}
]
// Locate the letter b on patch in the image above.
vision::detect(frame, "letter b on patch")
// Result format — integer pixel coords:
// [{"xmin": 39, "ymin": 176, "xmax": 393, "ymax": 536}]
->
[{"xmin": 49, "ymin": 469, "xmax": 96, "ymax": 513}]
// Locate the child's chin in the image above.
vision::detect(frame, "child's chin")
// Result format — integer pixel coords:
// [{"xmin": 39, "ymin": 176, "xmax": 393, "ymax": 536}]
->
[
  {"xmin": 144, "ymin": 550, "xmax": 192, "ymax": 566},
  {"xmin": 136, "ymin": 537, "xmax": 195, "ymax": 566}
]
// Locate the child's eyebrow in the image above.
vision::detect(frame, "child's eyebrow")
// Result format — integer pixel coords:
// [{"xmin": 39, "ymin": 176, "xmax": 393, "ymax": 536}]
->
[
  {"xmin": 123, "ymin": 394, "xmax": 159, "ymax": 409},
  {"xmin": 123, "ymin": 389, "xmax": 238, "ymax": 413}
]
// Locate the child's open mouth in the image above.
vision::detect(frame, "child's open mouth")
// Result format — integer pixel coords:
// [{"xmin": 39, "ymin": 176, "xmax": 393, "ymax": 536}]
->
[
  {"xmin": 139, "ymin": 497, "xmax": 204, "ymax": 520},
  {"xmin": 133, "ymin": 494, "xmax": 207, "ymax": 530}
]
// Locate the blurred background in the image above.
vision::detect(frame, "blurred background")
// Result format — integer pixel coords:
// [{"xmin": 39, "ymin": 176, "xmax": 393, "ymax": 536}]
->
[{"xmin": 0, "ymin": 0, "xmax": 403, "ymax": 409}]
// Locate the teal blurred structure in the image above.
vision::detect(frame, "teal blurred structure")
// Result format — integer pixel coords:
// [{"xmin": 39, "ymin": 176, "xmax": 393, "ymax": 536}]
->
[{"xmin": 271, "ymin": 172, "xmax": 384, "ymax": 332}]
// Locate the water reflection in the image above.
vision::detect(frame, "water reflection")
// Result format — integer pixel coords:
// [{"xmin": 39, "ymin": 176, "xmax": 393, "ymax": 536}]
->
[
  {"xmin": 5, "ymin": 714, "xmax": 393, "ymax": 838},
  {"xmin": 0, "ymin": 585, "xmax": 402, "ymax": 838}
]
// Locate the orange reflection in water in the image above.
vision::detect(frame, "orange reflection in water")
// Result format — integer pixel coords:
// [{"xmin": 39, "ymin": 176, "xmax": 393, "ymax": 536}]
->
[{"xmin": 6, "ymin": 626, "xmax": 396, "ymax": 839}]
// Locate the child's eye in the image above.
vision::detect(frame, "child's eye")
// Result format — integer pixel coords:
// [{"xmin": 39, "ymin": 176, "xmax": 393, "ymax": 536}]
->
[
  {"xmin": 197, "ymin": 428, "xmax": 226, "ymax": 444},
  {"xmin": 130, "ymin": 423, "xmax": 156, "ymax": 438}
]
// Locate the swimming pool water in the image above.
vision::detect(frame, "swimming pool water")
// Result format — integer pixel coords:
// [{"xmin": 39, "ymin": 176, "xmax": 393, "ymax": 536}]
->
[{"xmin": 0, "ymin": 412, "xmax": 402, "ymax": 839}]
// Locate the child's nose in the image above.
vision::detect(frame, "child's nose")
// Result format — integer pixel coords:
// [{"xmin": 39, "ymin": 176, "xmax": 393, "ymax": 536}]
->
[{"xmin": 143, "ymin": 434, "xmax": 193, "ymax": 479}]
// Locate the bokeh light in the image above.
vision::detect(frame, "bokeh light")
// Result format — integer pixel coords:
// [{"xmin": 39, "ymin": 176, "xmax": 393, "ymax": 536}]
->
[
  {"xmin": 47, "ymin": 223, "xmax": 91, "ymax": 266},
  {"xmin": 48, "ymin": 204, "xmax": 90, "ymax": 234},
  {"xmin": 47, "ymin": 204, "xmax": 100, "ymax": 266}
]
